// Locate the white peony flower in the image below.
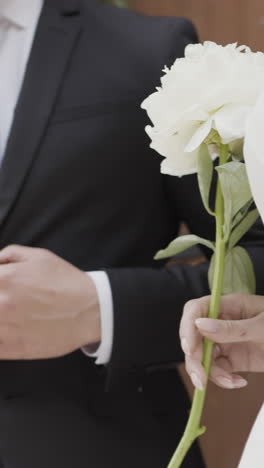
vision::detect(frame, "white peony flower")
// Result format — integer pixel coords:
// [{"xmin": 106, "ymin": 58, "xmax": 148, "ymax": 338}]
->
[
  {"xmin": 244, "ymin": 90, "xmax": 264, "ymax": 166},
  {"xmin": 244, "ymin": 91, "xmax": 264, "ymax": 223},
  {"xmin": 141, "ymin": 41, "xmax": 264, "ymax": 176}
]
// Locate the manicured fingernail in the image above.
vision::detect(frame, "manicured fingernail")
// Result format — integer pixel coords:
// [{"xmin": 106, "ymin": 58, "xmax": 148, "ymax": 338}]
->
[
  {"xmin": 181, "ymin": 338, "xmax": 191, "ymax": 356},
  {"xmin": 217, "ymin": 377, "xmax": 236, "ymax": 389},
  {"xmin": 234, "ymin": 378, "xmax": 248, "ymax": 389},
  {"xmin": 214, "ymin": 345, "xmax": 221, "ymax": 358},
  {"xmin": 191, "ymin": 373, "xmax": 204, "ymax": 391},
  {"xmin": 196, "ymin": 318, "xmax": 218, "ymax": 333},
  {"xmin": 217, "ymin": 376, "xmax": 248, "ymax": 389}
]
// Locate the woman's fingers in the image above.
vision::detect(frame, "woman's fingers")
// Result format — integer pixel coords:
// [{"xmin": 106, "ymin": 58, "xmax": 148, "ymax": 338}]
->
[
  {"xmin": 186, "ymin": 346, "xmax": 248, "ymax": 390},
  {"xmin": 185, "ymin": 344, "xmax": 221, "ymax": 391},
  {"xmin": 180, "ymin": 298, "xmax": 211, "ymax": 390},
  {"xmin": 195, "ymin": 312, "xmax": 264, "ymax": 344},
  {"xmin": 180, "ymin": 294, "xmax": 264, "ymax": 390},
  {"xmin": 185, "ymin": 355, "xmax": 207, "ymax": 391},
  {"xmin": 180, "ymin": 297, "xmax": 211, "ymax": 356},
  {"xmin": 209, "ymin": 356, "xmax": 248, "ymax": 389}
]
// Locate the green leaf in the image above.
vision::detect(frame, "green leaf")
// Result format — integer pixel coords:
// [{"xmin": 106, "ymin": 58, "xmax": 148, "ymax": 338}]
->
[
  {"xmin": 232, "ymin": 200, "xmax": 254, "ymax": 230},
  {"xmin": 101, "ymin": 0, "xmax": 127, "ymax": 5},
  {"xmin": 229, "ymin": 138, "xmax": 244, "ymax": 162},
  {"xmin": 216, "ymin": 162, "xmax": 253, "ymax": 239},
  {"xmin": 229, "ymin": 209, "xmax": 259, "ymax": 250},
  {"xmin": 208, "ymin": 246, "xmax": 256, "ymax": 295},
  {"xmin": 197, "ymin": 144, "xmax": 214, "ymax": 216},
  {"xmin": 155, "ymin": 234, "xmax": 214, "ymax": 260}
]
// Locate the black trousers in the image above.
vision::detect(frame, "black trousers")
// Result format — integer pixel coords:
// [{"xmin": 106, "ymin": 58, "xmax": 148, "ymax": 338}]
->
[{"xmin": 0, "ymin": 358, "xmax": 205, "ymax": 468}]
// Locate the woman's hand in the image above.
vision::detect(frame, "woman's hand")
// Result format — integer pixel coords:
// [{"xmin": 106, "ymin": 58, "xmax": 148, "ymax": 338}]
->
[{"xmin": 180, "ymin": 294, "xmax": 264, "ymax": 391}]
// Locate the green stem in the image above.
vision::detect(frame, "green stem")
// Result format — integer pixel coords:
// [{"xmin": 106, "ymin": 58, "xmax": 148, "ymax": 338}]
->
[{"xmin": 167, "ymin": 144, "xmax": 229, "ymax": 468}]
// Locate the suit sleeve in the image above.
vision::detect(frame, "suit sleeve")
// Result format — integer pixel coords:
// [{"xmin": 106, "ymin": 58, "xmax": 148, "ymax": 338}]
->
[
  {"xmin": 104, "ymin": 20, "xmax": 203, "ymax": 389},
  {"xmin": 106, "ymin": 174, "xmax": 264, "ymax": 390}
]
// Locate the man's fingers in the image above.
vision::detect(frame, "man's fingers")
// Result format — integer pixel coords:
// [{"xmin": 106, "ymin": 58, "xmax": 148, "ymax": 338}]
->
[
  {"xmin": 0, "ymin": 245, "xmax": 35, "ymax": 264},
  {"xmin": 180, "ymin": 297, "xmax": 211, "ymax": 356},
  {"xmin": 196, "ymin": 313, "xmax": 264, "ymax": 343}
]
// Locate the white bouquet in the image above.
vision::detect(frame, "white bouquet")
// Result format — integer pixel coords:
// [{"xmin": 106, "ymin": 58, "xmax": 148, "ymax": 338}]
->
[{"xmin": 142, "ymin": 42, "xmax": 264, "ymax": 468}]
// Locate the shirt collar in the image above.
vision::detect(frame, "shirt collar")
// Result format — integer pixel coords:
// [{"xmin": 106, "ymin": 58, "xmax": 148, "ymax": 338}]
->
[{"xmin": 0, "ymin": 0, "xmax": 44, "ymax": 29}]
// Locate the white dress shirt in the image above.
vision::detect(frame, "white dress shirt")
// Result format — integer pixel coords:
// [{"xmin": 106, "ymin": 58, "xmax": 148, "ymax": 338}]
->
[
  {"xmin": 0, "ymin": 0, "xmax": 114, "ymax": 365},
  {"xmin": 0, "ymin": 0, "xmax": 43, "ymax": 157}
]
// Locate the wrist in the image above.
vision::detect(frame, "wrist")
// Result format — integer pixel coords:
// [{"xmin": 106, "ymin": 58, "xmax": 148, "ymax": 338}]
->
[{"xmin": 75, "ymin": 271, "xmax": 101, "ymax": 348}]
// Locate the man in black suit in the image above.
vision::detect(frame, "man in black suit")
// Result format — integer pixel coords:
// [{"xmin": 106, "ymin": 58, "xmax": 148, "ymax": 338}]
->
[{"xmin": 0, "ymin": 1, "xmax": 262, "ymax": 467}]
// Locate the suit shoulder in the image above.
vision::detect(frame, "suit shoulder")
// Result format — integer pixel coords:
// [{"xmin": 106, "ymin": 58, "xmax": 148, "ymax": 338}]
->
[
  {"xmin": 79, "ymin": 2, "xmax": 198, "ymax": 93},
  {"xmin": 82, "ymin": 2, "xmax": 198, "ymax": 56}
]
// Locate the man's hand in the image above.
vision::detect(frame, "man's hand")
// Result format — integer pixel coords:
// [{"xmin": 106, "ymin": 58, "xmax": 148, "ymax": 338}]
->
[
  {"xmin": 0, "ymin": 245, "xmax": 101, "ymax": 359},
  {"xmin": 180, "ymin": 294, "xmax": 264, "ymax": 391}
]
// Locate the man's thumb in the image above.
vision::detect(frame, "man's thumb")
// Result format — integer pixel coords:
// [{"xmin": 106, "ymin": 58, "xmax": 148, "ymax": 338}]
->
[{"xmin": 0, "ymin": 245, "xmax": 32, "ymax": 264}]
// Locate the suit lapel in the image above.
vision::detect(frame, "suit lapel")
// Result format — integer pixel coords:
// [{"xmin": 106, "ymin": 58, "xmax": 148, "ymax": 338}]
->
[{"xmin": 0, "ymin": 0, "xmax": 83, "ymax": 227}]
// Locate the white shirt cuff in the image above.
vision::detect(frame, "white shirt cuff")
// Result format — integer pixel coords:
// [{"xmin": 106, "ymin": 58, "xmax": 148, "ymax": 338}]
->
[{"xmin": 82, "ymin": 271, "xmax": 113, "ymax": 365}]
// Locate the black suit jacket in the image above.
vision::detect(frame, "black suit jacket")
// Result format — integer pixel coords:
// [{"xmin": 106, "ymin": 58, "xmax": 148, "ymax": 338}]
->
[{"xmin": 0, "ymin": 0, "xmax": 263, "ymax": 453}]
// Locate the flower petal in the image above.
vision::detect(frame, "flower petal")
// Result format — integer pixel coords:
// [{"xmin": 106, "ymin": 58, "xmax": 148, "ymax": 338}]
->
[
  {"xmin": 245, "ymin": 92, "xmax": 264, "ymax": 165},
  {"xmin": 160, "ymin": 149, "xmax": 199, "ymax": 177},
  {"xmin": 244, "ymin": 92, "xmax": 264, "ymax": 221},
  {"xmin": 146, "ymin": 125, "xmax": 200, "ymax": 177},
  {"xmin": 213, "ymin": 104, "xmax": 251, "ymax": 143},
  {"xmin": 185, "ymin": 119, "xmax": 213, "ymax": 153}
]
